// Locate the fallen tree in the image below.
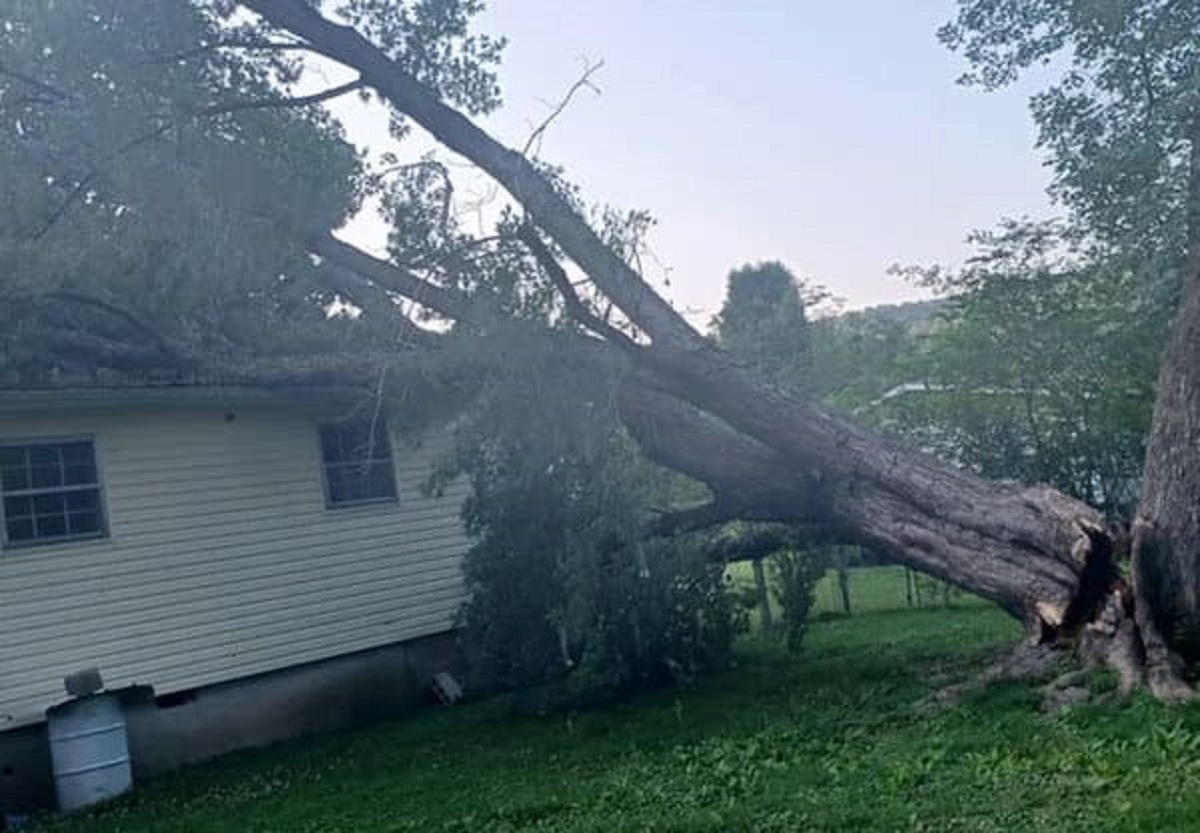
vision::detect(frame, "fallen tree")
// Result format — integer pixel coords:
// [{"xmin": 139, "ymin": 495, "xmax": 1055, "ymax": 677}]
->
[
  {"xmin": 6, "ymin": 0, "xmax": 1194, "ymax": 699},
  {"xmin": 215, "ymin": 0, "xmax": 1200, "ymax": 698}
]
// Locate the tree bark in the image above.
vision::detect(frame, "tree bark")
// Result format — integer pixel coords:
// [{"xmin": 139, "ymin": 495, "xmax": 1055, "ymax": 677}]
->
[
  {"xmin": 1131, "ymin": 124, "xmax": 1200, "ymax": 686},
  {"xmin": 635, "ymin": 343, "xmax": 1106, "ymax": 631}
]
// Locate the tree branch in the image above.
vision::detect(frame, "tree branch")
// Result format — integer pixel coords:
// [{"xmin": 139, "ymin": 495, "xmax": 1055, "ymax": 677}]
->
[
  {"xmin": 702, "ymin": 526, "xmax": 817, "ymax": 565},
  {"xmin": 371, "ymin": 159, "xmax": 456, "ymax": 241},
  {"xmin": 644, "ymin": 502, "xmax": 736, "ymax": 537},
  {"xmin": 643, "ymin": 504, "xmax": 835, "ymax": 563},
  {"xmin": 37, "ymin": 331, "xmax": 182, "ymax": 372},
  {"xmin": 141, "ymin": 39, "xmax": 317, "ymax": 64},
  {"xmin": 195, "ymin": 77, "xmax": 363, "ymax": 117},
  {"xmin": 517, "ymin": 223, "xmax": 639, "ymax": 351},
  {"xmin": 241, "ymin": 0, "xmax": 703, "ymax": 350},
  {"xmin": 41, "ymin": 291, "xmax": 175, "ymax": 353},
  {"xmin": 618, "ymin": 374, "xmax": 824, "ymax": 524},
  {"xmin": 521, "ymin": 59, "xmax": 603, "ymax": 157},
  {"xmin": 31, "ymin": 75, "xmax": 360, "ymax": 240},
  {"xmin": 307, "ymin": 231, "xmax": 479, "ymax": 324},
  {"xmin": 31, "ymin": 122, "xmax": 175, "ymax": 240},
  {"xmin": 0, "ymin": 62, "xmax": 68, "ymax": 100},
  {"xmin": 316, "ymin": 264, "xmax": 433, "ymax": 346}
]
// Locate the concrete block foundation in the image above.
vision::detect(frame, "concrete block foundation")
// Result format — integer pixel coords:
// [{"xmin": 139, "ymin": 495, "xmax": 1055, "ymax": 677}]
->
[{"xmin": 0, "ymin": 632, "xmax": 460, "ymax": 817}]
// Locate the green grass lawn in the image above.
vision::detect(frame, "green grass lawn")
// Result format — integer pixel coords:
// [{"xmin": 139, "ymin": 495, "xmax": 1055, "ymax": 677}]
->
[{"xmin": 32, "ymin": 571, "xmax": 1200, "ymax": 832}]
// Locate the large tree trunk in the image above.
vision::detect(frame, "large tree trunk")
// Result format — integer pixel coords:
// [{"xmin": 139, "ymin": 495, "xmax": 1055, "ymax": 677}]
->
[
  {"xmin": 242, "ymin": 0, "xmax": 1194, "ymax": 697},
  {"xmin": 620, "ymin": 357, "xmax": 1161, "ymax": 692},
  {"xmin": 1131, "ymin": 129, "xmax": 1200, "ymax": 682},
  {"xmin": 632, "ymin": 349, "xmax": 1108, "ymax": 632}
]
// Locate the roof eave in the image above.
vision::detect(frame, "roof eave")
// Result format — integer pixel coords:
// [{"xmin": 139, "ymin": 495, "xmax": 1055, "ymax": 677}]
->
[{"xmin": 0, "ymin": 384, "xmax": 374, "ymax": 416}]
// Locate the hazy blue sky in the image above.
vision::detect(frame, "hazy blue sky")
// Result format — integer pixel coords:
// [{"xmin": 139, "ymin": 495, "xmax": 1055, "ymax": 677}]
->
[{"xmin": 334, "ymin": 1, "xmax": 1057, "ymax": 320}]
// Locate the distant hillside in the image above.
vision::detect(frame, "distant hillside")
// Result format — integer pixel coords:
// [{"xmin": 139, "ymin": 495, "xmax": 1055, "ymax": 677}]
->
[
  {"xmin": 839, "ymin": 298, "xmax": 946, "ymax": 327},
  {"xmin": 816, "ymin": 298, "xmax": 947, "ymax": 337}
]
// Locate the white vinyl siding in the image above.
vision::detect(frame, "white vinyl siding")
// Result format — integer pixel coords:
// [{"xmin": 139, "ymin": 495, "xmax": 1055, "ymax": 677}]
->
[{"xmin": 0, "ymin": 404, "xmax": 469, "ymax": 730}]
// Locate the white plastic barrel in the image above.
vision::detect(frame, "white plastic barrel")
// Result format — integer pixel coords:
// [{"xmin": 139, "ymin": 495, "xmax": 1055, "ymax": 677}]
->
[{"xmin": 46, "ymin": 694, "xmax": 132, "ymax": 812}]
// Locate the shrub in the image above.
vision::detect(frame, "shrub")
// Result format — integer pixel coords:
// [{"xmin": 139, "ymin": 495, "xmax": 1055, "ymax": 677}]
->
[
  {"xmin": 769, "ymin": 550, "xmax": 828, "ymax": 651},
  {"xmin": 448, "ymin": 341, "xmax": 741, "ymax": 703},
  {"xmin": 458, "ymin": 513, "xmax": 741, "ymax": 703}
]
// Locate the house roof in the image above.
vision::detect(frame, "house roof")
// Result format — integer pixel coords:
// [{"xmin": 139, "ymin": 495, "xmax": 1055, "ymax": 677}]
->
[
  {"xmin": 0, "ymin": 384, "xmax": 376, "ymax": 415},
  {"xmin": 1, "ymin": 300, "xmax": 457, "ymax": 419},
  {"xmin": 1, "ymin": 323, "xmax": 394, "ymax": 414}
]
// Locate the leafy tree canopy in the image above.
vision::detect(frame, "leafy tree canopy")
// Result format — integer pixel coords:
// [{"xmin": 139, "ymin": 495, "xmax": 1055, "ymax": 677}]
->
[
  {"xmin": 941, "ymin": 0, "xmax": 1200, "ymax": 274},
  {"xmin": 0, "ymin": 0, "xmax": 509, "ymax": 358},
  {"xmin": 712, "ymin": 261, "xmax": 811, "ymax": 387},
  {"xmin": 881, "ymin": 220, "xmax": 1162, "ymax": 516}
]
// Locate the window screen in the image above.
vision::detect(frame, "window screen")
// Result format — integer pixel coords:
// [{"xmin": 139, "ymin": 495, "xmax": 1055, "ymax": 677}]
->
[
  {"xmin": 0, "ymin": 440, "xmax": 106, "ymax": 547},
  {"xmin": 318, "ymin": 419, "xmax": 398, "ymax": 508}
]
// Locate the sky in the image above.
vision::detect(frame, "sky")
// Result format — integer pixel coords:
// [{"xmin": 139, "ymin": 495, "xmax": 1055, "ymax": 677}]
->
[{"xmin": 331, "ymin": 0, "xmax": 1058, "ymax": 321}]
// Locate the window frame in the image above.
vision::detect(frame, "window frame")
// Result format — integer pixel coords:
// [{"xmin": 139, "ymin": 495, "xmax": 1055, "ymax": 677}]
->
[
  {"xmin": 316, "ymin": 418, "xmax": 400, "ymax": 511},
  {"xmin": 0, "ymin": 435, "xmax": 109, "ymax": 551}
]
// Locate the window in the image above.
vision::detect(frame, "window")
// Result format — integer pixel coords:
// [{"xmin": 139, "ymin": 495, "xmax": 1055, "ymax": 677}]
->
[
  {"xmin": 0, "ymin": 439, "xmax": 106, "ymax": 548},
  {"xmin": 318, "ymin": 418, "xmax": 398, "ymax": 508}
]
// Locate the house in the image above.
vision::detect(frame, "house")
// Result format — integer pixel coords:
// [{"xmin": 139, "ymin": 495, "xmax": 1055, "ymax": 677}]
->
[{"xmin": 0, "ymin": 378, "xmax": 471, "ymax": 812}]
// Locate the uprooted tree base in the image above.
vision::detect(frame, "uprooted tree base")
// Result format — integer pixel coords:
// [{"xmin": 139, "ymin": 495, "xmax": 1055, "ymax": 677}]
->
[{"xmin": 934, "ymin": 589, "xmax": 1194, "ymax": 711}]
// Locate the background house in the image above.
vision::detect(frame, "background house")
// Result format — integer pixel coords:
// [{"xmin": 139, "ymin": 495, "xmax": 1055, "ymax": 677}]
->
[{"xmin": 0, "ymin": 380, "xmax": 471, "ymax": 812}]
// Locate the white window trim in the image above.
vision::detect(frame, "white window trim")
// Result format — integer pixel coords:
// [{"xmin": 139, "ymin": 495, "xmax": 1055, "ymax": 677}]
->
[
  {"xmin": 0, "ymin": 434, "xmax": 109, "ymax": 550},
  {"xmin": 316, "ymin": 420, "xmax": 401, "ymax": 511}
]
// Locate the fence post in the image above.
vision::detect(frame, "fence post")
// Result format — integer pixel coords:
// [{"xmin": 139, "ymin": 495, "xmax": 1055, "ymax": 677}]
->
[
  {"xmin": 905, "ymin": 568, "xmax": 916, "ymax": 608},
  {"xmin": 835, "ymin": 548, "xmax": 852, "ymax": 615},
  {"xmin": 752, "ymin": 558, "xmax": 774, "ymax": 632}
]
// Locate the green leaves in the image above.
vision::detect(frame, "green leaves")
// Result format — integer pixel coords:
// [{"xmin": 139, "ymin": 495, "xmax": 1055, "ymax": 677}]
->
[
  {"xmin": 852, "ymin": 220, "xmax": 1161, "ymax": 516},
  {"xmin": 0, "ymin": 0, "xmax": 370, "ymax": 356},
  {"xmin": 336, "ymin": 0, "xmax": 505, "ymax": 119},
  {"xmin": 769, "ymin": 549, "xmax": 828, "ymax": 652},
  {"xmin": 446, "ymin": 328, "xmax": 737, "ymax": 699},
  {"xmin": 942, "ymin": 0, "xmax": 1200, "ymax": 263},
  {"xmin": 712, "ymin": 261, "xmax": 812, "ymax": 389}
]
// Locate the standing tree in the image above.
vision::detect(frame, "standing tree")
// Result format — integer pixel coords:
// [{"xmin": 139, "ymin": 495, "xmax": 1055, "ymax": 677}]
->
[
  {"xmin": 941, "ymin": 0, "xmax": 1200, "ymax": 688},
  {"xmin": 711, "ymin": 261, "xmax": 849, "ymax": 634},
  {"xmin": 713, "ymin": 261, "xmax": 811, "ymax": 388}
]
